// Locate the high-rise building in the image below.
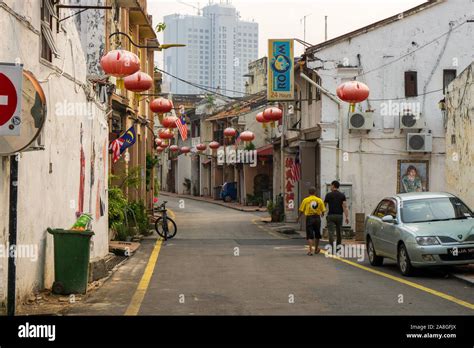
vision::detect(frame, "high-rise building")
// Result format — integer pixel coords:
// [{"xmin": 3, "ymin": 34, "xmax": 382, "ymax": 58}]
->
[{"xmin": 163, "ymin": 1, "xmax": 258, "ymax": 97}]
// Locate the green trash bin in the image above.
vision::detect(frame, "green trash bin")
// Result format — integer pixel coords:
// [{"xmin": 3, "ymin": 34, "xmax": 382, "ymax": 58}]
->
[{"xmin": 47, "ymin": 228, "xmax": 94, "ymax": 295}]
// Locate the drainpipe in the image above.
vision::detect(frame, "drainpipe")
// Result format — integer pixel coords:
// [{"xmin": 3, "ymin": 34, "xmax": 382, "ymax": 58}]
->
[{"xmin": 299, "ymin": 72, "xmax": 343, "ymax": 180}]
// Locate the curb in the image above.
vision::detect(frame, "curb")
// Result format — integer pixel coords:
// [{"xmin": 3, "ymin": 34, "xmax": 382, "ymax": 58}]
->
[
  {"xmin": 450, "ymin": 273, "xmax": 474, "ymax": 286},
  {"xmin": 159, "ymin": 192, "xmax": 266, "ymax": 212}
]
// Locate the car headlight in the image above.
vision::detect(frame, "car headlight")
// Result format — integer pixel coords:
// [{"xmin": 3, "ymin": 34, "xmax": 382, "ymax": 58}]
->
[{"xmin": 416, "ymin": 236, "xmax": 440, "ymax": 246}]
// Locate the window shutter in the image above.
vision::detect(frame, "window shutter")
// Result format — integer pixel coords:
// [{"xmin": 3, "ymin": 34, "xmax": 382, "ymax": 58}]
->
[
  {"xmin": 404, "ymin": 71, "xmax": 417, "ymax": 97},
  {"xmin": 41, "ymin": 20, "xmax": 61, "ymax": 58}
]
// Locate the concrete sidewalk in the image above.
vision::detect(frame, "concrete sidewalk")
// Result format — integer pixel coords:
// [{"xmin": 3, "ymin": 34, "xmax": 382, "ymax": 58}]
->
[{"xmin": 159, "ymin": 191, "xmax": 267, "ymax": 212}]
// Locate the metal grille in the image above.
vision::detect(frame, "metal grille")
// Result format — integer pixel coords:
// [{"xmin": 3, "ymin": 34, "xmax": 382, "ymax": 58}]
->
[
  {"xmin": 401, "ymin": 114, "xmax": 417, "ymax": 127},
  {"xmin": 409, "ymin": 134, "xmax": 425, "ymax": 150},
  {"xmin": 350, "ymin": 113, "xmax": 365, "ymax": 128}
]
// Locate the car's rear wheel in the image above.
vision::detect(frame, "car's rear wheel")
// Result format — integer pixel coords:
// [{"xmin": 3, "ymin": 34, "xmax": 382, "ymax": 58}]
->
[
  {"xmin": 397, "ymin": 243, "xmax": 415, "ymax": 276},
  {"xmin": 367, "ymin": 237, "xmax": 383, "ymax": 266}
]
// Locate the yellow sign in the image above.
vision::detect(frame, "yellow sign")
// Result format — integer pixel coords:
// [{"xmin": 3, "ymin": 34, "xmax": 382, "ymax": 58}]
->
[{"xmin": 267, "ymin": 39, "xmax": 294, "ymax": 101}]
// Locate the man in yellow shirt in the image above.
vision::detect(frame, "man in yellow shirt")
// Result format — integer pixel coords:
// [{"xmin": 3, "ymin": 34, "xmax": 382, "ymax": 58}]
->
[{"xmin": 297, "ymin": 187, "xmax": 326, "ymax": 255}]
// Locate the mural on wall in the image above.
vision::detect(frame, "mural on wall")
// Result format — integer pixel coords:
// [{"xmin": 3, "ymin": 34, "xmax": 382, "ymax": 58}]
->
[
  {"xmin": 89, "ymin": 142, "xmax": 96, "ymax": 212},
  {"xmin": 78, "ymin": 123, "xmax": 86, "ymax": 217},
  {"xmin": 95, "ymin": 139, "xmax": 107, "ymax": 220},
  {"xmin": 397, "ymin": 159, "xmax": 429, "ymax": 193},
  {"xmin": 284, "ymin": 156, "xmax": 296, "ymax": 210}
]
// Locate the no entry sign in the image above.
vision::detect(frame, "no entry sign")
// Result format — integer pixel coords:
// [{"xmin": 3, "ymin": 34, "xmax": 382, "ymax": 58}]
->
[{"xmin": 0, "ymin": 63, "xmax": 22, "ymax": 136}]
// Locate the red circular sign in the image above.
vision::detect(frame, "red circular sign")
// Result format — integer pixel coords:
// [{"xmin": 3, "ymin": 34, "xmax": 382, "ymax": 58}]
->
[{"xmin": 0, "ymin": 73, "xmax": 18, "ymax": 127}]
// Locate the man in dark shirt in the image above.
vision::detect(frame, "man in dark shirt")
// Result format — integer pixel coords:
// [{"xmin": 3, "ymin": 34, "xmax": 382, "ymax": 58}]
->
[{"xmin": 324, "ymin": 180, "xmax": 349, "ymax": 247}]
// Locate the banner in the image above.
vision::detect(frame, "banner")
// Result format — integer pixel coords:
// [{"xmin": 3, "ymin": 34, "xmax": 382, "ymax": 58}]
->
[{"xmin": 267, "ymin": 39, "xmax": 294, "ymax": 101}]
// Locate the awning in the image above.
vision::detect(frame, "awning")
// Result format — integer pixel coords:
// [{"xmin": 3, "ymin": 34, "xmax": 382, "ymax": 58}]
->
[{"xmin": 257, "ymin": 144, "xmax": 273, "ymax": 156}]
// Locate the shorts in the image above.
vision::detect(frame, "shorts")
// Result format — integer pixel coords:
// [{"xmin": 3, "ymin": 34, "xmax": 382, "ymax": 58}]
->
[{"xmin": 305, "ymin": 215, "xmax": 321, "ymax": 240}]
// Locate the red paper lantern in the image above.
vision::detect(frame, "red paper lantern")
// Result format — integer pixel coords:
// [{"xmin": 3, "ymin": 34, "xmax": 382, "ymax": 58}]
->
[
  {"xmin": 196, "ymin": 143, "xmax": 207, "ymax": 152},
  {"xmin": 150, "ymin": 98, "xmax": 174, "ymax": 114},
  {"xmin": 263, "ymin": 107, "xmax": 283, "ymax": 122},
  {"xmin": 100, "ymin": 50, "xmax": 140, "ymax": 78},
  {"xmin": 336, "ymin": 81, "xmax": 369, "ymax": 104},
  {"xmin": 256, "ymin": 112, "xmax": 268, "ymax": 129},
  {"xmin": 161, "ymin": 116, "xmax": 178, "ymax": 129},
  {"xmin": 239, "ymin": 130, "xmax": 255, "ymax": 142},
  {"xmin": 170, "ymin": 145, "xmax": 179, "ymax": 152},
  {"xmin": 158, "ymin": 128, "xmax": 174, "ymax": 140},
  {"xmin": 124, "ymin": 71, "xmax": 153, "ymax": 92},
  {"xmin": 156, "ymin": 146, "xmax": 165, "ymax": 153},
  {"xmin": 155, "ymin": 138, "xmax": 162, "ymax": 147},
  {"xmin": 209, "ymin": 141, "xmax": 220, "ymax": 150},
  {"xmin": 223, "ymin": 127, "xmax": 236, "ymax": 138},
  {"xmin": 180, "ymin": 146, "xmax": 191, "ymax": 154}
]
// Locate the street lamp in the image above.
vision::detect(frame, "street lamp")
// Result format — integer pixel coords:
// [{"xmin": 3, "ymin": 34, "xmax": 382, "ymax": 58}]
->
[{"xmin": 109, "ymin": 31, "xmax": 186, "ymax": 51}]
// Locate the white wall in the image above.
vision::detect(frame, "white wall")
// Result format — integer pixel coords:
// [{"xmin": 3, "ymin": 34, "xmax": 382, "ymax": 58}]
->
[
  {"xmin": 0, "ymin": 0, "xmax": 109, "ymax": 307},
  {"xmin": 306, "ymin": 0, "xmax": 473, "ymax": 220}
]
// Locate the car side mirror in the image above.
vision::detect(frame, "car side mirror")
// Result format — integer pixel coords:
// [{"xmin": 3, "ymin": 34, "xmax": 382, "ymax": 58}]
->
[{"xmin": 382, "ymin": 215, "xmax": 395, "ymax": 223}]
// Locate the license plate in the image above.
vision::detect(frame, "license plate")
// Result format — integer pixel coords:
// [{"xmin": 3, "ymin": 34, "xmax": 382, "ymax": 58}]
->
[{"xmin": 447, "ymin": 247, "xmax": 474, "ymax": 256}]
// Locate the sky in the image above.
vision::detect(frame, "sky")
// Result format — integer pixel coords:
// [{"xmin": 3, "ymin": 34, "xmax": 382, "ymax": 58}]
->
[{"xmin": 148, "ymin": 0, "xmax": 427, "ymax": 65}]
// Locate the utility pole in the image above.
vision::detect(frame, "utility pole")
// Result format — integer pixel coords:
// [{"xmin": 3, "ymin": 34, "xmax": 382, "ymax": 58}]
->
[
  {"xmin": 300, "ymin": 14, "xmax": 311, "ymax": 43},
  {"xmin": 325, "ymin": 16, "xmax": 328, "ymax": 41}
]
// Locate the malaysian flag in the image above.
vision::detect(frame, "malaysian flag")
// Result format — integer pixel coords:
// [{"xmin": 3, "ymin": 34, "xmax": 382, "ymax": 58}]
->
[
  {"xmin": 109, "ymin": 126, "xmax": 136, "ymax": 163},
  {"xmin": 291, "ymin": 151, "xmax": 301, "ymax": 183},
  {"xmin": 175, "ymin": 115, "xmax": 188, "ymax": 141},
  {"xmin": 234, "ymin": 132, "xmax": 241, "ymax": 147}
]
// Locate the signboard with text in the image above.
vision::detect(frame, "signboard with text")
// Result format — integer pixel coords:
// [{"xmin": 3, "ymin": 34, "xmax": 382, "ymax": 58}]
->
[
  {"xmin": 267, "ymin": 39, "xmax": 294, "ymax": 101},
  {"xmin": 0, "ymin": 63, "xmax": 22, "ymax": 136}
]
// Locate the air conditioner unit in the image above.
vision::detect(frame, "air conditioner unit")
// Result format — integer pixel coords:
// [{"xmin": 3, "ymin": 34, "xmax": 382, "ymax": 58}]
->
[
  {"xmin": 407, "ymin": 133, "xmax": 432, "ymax": 152},
  {"xmin": 400, "ymin": 113, "xmax": 425, "ymax": 129},
  {"xmin": 348, "ymin": 112, "xmax": 374, "ymax": 130}
]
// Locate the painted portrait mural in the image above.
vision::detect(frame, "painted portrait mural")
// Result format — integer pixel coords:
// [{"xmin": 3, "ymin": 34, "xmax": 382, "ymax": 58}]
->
[{"xmin": 397, "ymin": 160, "xmax": 429, "ymax": 193}]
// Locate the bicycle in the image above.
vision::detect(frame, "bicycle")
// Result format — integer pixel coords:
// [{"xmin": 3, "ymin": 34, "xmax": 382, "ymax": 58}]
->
[{"xmin": 154, "ymin": 200, "xmax": 177, "ymax": 240}]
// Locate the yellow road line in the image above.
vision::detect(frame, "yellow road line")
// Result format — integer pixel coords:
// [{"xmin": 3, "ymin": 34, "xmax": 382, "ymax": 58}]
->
[
  {"xmin": 168, "ymin": 208, "xmax": 176, "ymax": 219},
  {"xmin": 124, "ymin": 239, "xmax": 163, "ymax": 315},
  {"xmin": 318, "ymin": 248, "xmax": 474, "ymax": 311}
]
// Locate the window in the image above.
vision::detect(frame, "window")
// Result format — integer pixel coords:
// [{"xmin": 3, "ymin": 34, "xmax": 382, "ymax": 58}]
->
[
  {"xmin": 41, "ymin": 0, "xmax": 58, "ymax": 61},
  {"xmin": 443, "ymin": 69, "xmax": 456, "ymax": 94},
  {"xmin": 308, "ymin": 82, "xmax": 313, "ymax": 105},
  {"xmin": 404, "ymin": 71, "xmax": 418, "ymax": 97},
  {"xmin": 192, "ymin": 121, "xmax": 200, "ymax": 137},
  {"xmin": 386, "ymin": 200, "xmax": 397, "ymax": 218},
  {"xmin": 374, "ymin": 200, "xmax": 390, "ymax": 218},
  {"xmin": 401, "ymin": 197, "xmax": 473, "ymax": 223}
]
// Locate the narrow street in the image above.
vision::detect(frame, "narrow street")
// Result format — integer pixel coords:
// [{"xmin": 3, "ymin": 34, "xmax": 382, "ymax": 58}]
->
[{"xmin": 67, "ymin": 196, "xmax": 474, "ymax": 316}]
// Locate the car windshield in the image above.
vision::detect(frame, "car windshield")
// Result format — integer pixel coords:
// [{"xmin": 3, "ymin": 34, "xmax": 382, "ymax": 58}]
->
[{"xmin": 401, "ymin": 197, "xmax": 474, "ymax": 223}]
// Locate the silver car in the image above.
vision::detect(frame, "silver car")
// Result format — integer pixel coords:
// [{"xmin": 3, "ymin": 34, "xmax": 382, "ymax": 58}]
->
[{"xmin": 364, "ymin": 192, "xmax": 474, "ymax": 276}]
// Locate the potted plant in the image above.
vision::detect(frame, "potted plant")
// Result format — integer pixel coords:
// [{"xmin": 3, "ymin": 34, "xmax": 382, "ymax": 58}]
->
[{"xmin": 183, "ymin": 178, "xmax": 191, "ymax": 195}]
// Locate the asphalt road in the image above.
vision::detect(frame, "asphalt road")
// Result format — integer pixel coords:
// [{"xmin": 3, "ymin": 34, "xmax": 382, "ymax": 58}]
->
[{"xmin": 68, "ymin": 195, "xmax": 474, "ymax": 315}]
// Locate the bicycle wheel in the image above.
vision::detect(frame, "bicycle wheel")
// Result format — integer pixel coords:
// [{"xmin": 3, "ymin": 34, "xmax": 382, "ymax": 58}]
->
[{"xmin": 155, "ymin": 216, "xmax": 177, "ymax": 239}]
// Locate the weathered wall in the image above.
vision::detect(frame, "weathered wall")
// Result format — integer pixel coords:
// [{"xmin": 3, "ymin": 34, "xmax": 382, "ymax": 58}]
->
[
  {"xmin": 306, "ymin": 0, "xmax": 472, "ymax": 221},
  {"xmin": 0, "ymin": 0, "xmax": 109, "ymax": 308},
  {"xmin": 72, "ymin": 0, "xmax": 106, "ymax": 77},
  {"xmin": 445, "ymin": 63, "xmax": 474, "ymax": 208},
  {"xmin": 245, "ymin": 57, "xmax": 267, "ymax": 95}
]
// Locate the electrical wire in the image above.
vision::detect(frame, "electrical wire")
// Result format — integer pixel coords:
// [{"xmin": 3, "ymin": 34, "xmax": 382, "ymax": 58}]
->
[
  {"xmin": 155, "ymin": 67, "xmax": 246, "ymax": 100},
  {"xmin": 356, "ymin": 20, "xmax": 468, "ymax": 78}
]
